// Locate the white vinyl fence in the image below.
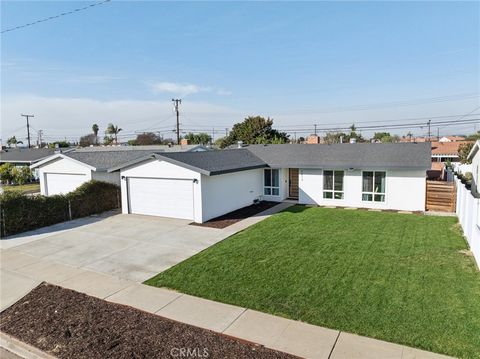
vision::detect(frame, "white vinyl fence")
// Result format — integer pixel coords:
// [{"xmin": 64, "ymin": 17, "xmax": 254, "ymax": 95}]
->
[{"xmin": 455, "ymin": 177, "xmax": 480, "ymax": 266}]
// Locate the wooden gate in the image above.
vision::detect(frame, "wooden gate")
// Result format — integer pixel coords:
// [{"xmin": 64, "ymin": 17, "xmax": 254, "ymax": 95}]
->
[{"xmin": 426, "ymin": 181, "xmax": 456, "ymax": 212}]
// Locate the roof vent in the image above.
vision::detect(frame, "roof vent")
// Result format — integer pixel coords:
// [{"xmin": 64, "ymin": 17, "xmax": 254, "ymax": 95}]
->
[{"xmin": 237, "ymin": 141, "xmax": 243, "ymax": 148}]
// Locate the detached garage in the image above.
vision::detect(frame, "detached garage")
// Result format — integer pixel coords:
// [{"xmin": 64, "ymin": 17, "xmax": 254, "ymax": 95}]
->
[{"xmin": 109, "ymin": 150, "xmax": 267, "ymax": 223}]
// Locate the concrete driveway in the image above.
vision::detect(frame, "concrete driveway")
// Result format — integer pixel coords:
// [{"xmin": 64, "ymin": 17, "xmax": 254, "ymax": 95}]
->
[
  {"xmin": 0, "ymin": 203, "xmax": 292, "ymax": 312},
  {"xmin": 1, "ymin": 214, "xmax": 227, "ymax": 283}
]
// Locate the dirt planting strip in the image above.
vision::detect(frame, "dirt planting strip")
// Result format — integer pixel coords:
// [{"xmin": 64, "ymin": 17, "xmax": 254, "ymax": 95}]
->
[
  {"xmin": 191, "ymin": 201, "xmax": 279, "ymax": 229},
  {"xmin": 0, "ymin": 283, "xmax": 297, "ymax": 359}
]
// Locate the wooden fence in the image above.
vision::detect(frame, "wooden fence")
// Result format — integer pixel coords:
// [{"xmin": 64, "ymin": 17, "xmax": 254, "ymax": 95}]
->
[{"xmin": 426, "ymin": 180, "xmax": 456, "ymax": 212}]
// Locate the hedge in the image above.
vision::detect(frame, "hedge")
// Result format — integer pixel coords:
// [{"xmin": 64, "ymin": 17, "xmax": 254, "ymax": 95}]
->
[{"xmin": 0, "ymin": 180, "xmax": 120, "ymax": 237}]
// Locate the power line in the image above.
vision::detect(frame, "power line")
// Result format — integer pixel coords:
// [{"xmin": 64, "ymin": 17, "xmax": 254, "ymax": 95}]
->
[{"xmin": 1, "ymin": 0, "xmax": 110, "ymax": 34}]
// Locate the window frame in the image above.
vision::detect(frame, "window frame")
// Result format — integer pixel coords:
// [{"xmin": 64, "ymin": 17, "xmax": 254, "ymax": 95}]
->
[
  {"xmin": 361, "ymin": 170, "xmax": 386, "ymax": 203},
  {"xmin": 323, "ymin": 170, "xmax": 344, "ymax": 200},
  {"xmin": 264, "ymin": 168, "xmax": 280, "ymax": 196}
]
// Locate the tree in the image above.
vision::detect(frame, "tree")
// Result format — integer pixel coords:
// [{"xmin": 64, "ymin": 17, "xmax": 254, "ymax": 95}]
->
[
  {"xmin": 105, "ymin": 123, "xmax": 122, "ymax": 144},
  {"xmin": 0, "ymin": 163, "xmax": 14, "ymax": 184},
  {"xmin": 11, "ymin": 166, "xmax": 31, "ymax": 185},
  {"xmin": 47, "ymin": 141, "xmax": 70, "ymax": 148},
  {"xmin": 218, "ymin": 116, "xmax": 289, "ymax": 148},
  {"xmin": 459, "ymin": 142, "xmax": 474, "ymax": 164},
  {"xmin": 184, "ymin": 132, "xmax": 212, "ymax": 145},
  {"xmin": 79, "ymin": 134, "xmax": 97, "ymax": 147},
  {"xmin": 132, "ymin": 132, "xmax": 163, "ymax": 146},
  {"xmin": 103, "ymin": 135, "xmax": 114, "ymax": 146},
  {"xmin": 323, "ymin": 132, "xmax": 348, "ymax": 144},
  {"xmin": 92, "ymin": 124, "xmax": 99, "ymax": 144},
  {"xmin": 465, "ymin": 131, "xmax": 480, "ymax": 141},
  {"xmin": 7, "ymin": 136, "xmax": 22, "ymax": 147},
  {"xmin": 373, "ymin": 132, "xmax": 391, "ymax": 141},
  {"xmin": 372, "ymin": 132, "xmax": 400, "ymax": 143}
]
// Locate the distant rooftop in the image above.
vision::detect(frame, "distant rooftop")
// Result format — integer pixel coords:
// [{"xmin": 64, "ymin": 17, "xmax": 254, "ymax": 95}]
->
[
  {"xmin": 0, "ymin": 148, "xmax": 55, "ymax": 164},
  {"xmin": 73, "ymin": 144, "xmax": 206, "ymax": 152}
]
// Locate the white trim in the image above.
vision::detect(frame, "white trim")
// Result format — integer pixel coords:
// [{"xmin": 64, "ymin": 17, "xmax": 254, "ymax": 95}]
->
[{"xmin": 30, "ymin": 154, "xmax": 96, "ymax": 171}]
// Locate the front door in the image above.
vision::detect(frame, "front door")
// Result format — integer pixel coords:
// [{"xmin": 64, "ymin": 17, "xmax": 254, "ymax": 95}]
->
[{"xmin": 289, "ymin": 168, "xmax": 299, "ymax": 199}]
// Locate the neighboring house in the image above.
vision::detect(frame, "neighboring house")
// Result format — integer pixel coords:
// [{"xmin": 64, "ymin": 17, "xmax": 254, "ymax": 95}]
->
[
  {"xmin": 468, "ymin": 140, "xmax": 480, "ymax": 197},
  {"xmin": 0, "ymin": 148, "xmax": 56, "ymax": 166},
  {"xmin": 431, "ymin": 141, "xmax": 471, "ymax": 163},
  {"xmin": 439, "ymin": 136, "xmax": 465, "ymax": 142},
  {"xmin": 110, "ymin": 143, "xmax": 431, "ymax": 223},
  {"xmin": 0, "ymin": 148, "xmax": 57, "ymax": 179},
  {"xmin": 30, "ymin": 145, "xmax": 207, "ymax": 196}
]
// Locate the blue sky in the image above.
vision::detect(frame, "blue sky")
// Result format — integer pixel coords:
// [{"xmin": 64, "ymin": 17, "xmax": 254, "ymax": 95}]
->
[{"xmin": 1, "ymin": 1, "xmax": 479, "ymax": 143}]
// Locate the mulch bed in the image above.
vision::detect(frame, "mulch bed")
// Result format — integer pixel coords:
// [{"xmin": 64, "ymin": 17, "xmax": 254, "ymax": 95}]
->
[
  {"xmin": 0, "ymin": 283, "xmax": 297, "ymax": 359},
  {"xmin": 191, "ymin": 201, "xmax": 279, "ymax": 229}
]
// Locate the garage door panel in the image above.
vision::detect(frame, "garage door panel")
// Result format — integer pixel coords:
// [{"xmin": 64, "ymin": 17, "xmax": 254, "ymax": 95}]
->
[
  {"xmin": 45, "ymin": 173, "xmax": 87, "ymax": 195},
  {"xmin": 128, "ymin": 177, "xmax": 194, "ymax": 220}
]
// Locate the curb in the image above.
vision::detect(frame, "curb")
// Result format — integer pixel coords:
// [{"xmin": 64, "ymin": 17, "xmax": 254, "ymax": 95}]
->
[{"xmin": 0, "ymin": 332, "xmax": 56, "ymax": 359}]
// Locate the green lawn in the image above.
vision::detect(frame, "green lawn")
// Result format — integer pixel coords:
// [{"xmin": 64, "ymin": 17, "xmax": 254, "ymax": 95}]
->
[
  {"xmin": 146, "ymin": 206, "xmax": 480, "ymax": 358},
  {"xmin": 2, "ymin": 183, "xmax": 40, "ymax": 194}
]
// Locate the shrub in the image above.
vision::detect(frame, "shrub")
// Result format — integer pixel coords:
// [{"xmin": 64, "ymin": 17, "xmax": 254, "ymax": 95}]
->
[{"xmin": 0, "ymin": 180, "xmax": 120, "ymax": 237}]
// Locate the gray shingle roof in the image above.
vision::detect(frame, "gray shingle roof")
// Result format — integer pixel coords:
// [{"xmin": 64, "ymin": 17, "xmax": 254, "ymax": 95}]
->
[
  {"xmin": 246, "ymin": 143, "xmax": 432, "ymax": 170},
  {"xmin": 66, "ymin": 150, "xmax": 163, "ymax": 171},
  {"xmin": 73, "ymin": 145, "xmax": 206, "ymax": 153},
  {"xmin": 154, "ymin": 149, "xmax": 267, "ymax": 176},
  {"xmin": 0, "ymin": 148, "xmax": 55, "ymax": 163},
  {"xmin": 108, "ymin": 143, "xmax": 431, "ymax": 174}
]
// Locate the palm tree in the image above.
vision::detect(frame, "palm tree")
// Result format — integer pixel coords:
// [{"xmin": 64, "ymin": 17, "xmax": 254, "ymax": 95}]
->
[
  {"xmin": 106, "ymin": 123, "xmax": 122, "ymax": 144},
  {"xmin": 92, "ymin": 124, "xmax": 99, "ymax": 144}
]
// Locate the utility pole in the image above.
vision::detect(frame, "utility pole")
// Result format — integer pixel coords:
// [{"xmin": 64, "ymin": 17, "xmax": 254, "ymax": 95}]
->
[
  {"xmin": 225, "ymin": 128, "xmax": 228, "ymax": 137},
  {"xmin": 172, "ymin": 99, "xmax": 181, "ymax": 144},
  {"xmin": 37, "ymin": 130, "xmax": 43, "ymax": 147},
  {"xmin": 314, "ymin": 124, "xmax": 317, "ymax": 135},
  {"xmin": 437, "ymin": 128, "xmax": 439, "ymax": 141},
  {"xmin": 427, "ymin": 120, "xmax": 431, "ymax": 141},
  {"xmin": 21, "ymin": 114, "xmax": 34, "ymax": 148}
]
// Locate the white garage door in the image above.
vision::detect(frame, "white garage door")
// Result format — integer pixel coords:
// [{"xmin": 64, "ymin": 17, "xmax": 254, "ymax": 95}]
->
[
  {"xmin": 45, "ymin": 173, "xmax": 87, "ymax": 195},
  {"xmin": 127, "ymin": 177, "xmax": 195, "ymax": 220}
]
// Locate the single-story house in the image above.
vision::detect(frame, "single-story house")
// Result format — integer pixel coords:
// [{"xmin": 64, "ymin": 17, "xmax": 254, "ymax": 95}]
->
[
  {"xmin": 1, "ymin": 148, "xmax": 58, "ymax": 179},
  {"xmin": 109, "ymin": 143, "xmax": 431, "ymax": 223},
  {"xmin": 30, "ymin": 145, "xmax": 207, "ymax": 196}
]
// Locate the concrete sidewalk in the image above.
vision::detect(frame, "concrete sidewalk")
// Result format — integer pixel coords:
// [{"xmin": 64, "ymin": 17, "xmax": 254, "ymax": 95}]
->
[{"xmin": 2, "ymin": 267, "xmax": 453, "ymax": 359}]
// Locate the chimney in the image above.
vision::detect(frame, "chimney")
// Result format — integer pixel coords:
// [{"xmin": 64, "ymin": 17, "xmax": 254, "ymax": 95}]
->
[
  {"xmin": 237, "ymin": 140, "xmax": 244, "ymax": 148},
  {"xmin": 306, "ymin": 134, "xmax": 320, "ymax": 144},
  {"xmin": 180, "ymin": 138, "xmax": 189, "ymax": 146},
  {"xmin": 349, "ymin": 138, "xmax": 357, "ymax": 144}
]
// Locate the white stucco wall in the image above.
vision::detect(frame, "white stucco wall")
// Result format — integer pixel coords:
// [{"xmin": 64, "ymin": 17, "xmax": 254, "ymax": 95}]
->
[
  {"xmin": 120, "ymin": 159, "xmax": 202, "ymax": 222},
  {"xmin": 201, "ymin": 169, "xmax": 263, "ymax": 222},
  {"xmin": 298, "ymin": 168, "xmax": 426, "ymax": 211},
  {"xmin": 37, "ymin": 157, "xmax": 92, "ymax": 195},
  {"xmin": 92, "ymin": 171, "xmax": 121, "ymax": 186}
]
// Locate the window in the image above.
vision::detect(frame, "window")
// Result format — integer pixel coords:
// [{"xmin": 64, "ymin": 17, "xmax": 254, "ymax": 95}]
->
[
  {"xmin": 264, "ymin": 169, "xmax": 280, "ymax": 196},
  {"xmin": 362, "ymin": 171, "xmax": 386, "ymax": 202},
  {"xmin": 323, "ymin": 170, "xmax": 344, "ymax": 199}
]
